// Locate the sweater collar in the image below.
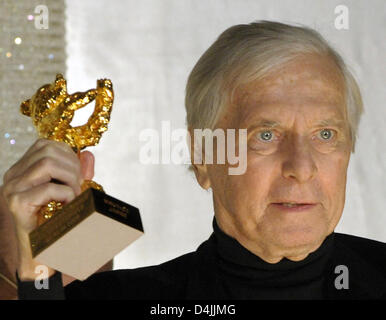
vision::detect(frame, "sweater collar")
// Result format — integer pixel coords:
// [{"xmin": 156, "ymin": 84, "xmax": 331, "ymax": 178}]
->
[{"xmin": 212, "ymin": 217, "xmax": 334, "ymax": 283}]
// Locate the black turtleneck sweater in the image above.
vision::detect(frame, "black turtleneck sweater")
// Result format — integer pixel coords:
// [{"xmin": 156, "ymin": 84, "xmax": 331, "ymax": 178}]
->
[{"xmin": 18, "ymin": 217, "xmax": 386, "ymax": 299}]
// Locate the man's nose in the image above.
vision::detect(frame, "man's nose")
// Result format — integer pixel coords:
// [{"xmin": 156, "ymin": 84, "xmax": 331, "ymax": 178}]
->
[{"xmin": 281, "ymin": 136, "xmax": 317, "ymax": 183}]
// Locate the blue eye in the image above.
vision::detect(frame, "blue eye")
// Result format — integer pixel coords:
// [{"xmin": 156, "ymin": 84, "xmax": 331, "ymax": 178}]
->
[
  {"xmin": 259, "ymin": 130, "xmax": 274, "ymax": 141},
  {"xmin": 319, "ymin": 129, "xmax": 334, "ymax": 140}
]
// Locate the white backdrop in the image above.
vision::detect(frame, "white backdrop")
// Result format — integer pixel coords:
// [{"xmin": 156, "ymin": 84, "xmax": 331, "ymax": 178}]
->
[{"xmin": 65, "ymin": 0, "xmax": 386, "ymax": 270}]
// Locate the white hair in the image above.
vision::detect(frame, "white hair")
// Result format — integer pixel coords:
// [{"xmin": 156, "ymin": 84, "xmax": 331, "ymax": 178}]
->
[{"xmin": 185, "ymin": 20, "xmax": 363, "ymax": 153}]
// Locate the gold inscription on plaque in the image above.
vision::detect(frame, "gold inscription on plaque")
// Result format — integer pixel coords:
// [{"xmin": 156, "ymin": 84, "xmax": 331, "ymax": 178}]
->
[{"xmin": 103, "ymin": 198, "xmax": 129, "ymax": 219}]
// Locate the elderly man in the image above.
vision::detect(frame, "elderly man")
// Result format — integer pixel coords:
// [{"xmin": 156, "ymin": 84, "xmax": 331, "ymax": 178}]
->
[{"xmin": 3, "ymin": 21, "xmax": 386, "ymax": 300}]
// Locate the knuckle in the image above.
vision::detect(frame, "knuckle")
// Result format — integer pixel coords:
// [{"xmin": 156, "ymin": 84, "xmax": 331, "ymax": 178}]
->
[
  {"xmin": 3, "ymin": 168, "xmax": 11, "ymax": 184},
  {"xmin": 67, "ymin": 186, "xmax": 76, "ymax": 198},
  {"xmin": 68, "ymin": 168, "xmax": 81, "ymax": 187},
  {"xmin": 59, "ymin": 184, "xmax": 76, "ymax": 202},
  {"xmin": 50, "ymin": 183, "xmax": 73, "ymax": 196},
  {"xmin": 39, "ymin": 156, "xmax": 56, "ymax": 170},
  {"xmin": 2, "ymin": 182, "xmax": 12, "ymax": 199},
  {"xmin": 45, "ymin": 140, "xmax": 73, "ymax": 157},
  {"xmin": 3, "ymin": 162, "xmax": 18, "ymax": 184},
  {"xmin": 8, "ymin": 192, "xmax": 20, "ymax": 212},
  {"xmin": 56, "ymin": 140, "xmax": 73, "ymax": 153},
  {"xmin": 41, "ymin": 142, "xmax": 56, "ymax": 156},
  {"xmin": 71, "ymin": 170, "xmax": 81, "ymax": 184},
  {"xmin": 34, "ymin": 138, "xmax": 49, "ymax": 149},
  {"xmin": 73, "ymin": 160, "xmax": 82, "ymax": 175},
  {"xmin": 46, "ymin": 182, "xmax": 57, "ymax": 193},
  {"xmin": 59, "ymin": 140, "xmax": 71, "ymax": 149}
]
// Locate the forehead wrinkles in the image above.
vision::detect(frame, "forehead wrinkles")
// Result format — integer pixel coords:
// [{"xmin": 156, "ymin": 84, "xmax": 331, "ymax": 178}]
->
[
  {"xmin": 248, "ymin": 54, "xmax": 344, "ymax": 97},
  {"xmin": 238, "ymin": 76, "xmax": 345, "ymax": 124},
  {"xmin": 222, "ymin": 55, "xmax": 347, "ymax": 128},
  {"xmin": 244, "ymin": 72, "xmax": 344, "ymax": 105}
]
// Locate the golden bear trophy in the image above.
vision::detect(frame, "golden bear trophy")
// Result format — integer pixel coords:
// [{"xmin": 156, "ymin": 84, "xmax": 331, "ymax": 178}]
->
[{"xmin": 20, "ymin": 74, "xmax": 143, "ymax": 280}]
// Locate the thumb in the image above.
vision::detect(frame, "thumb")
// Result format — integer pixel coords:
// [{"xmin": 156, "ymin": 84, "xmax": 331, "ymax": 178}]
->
[{"xmin": 79, "ymin": 151, "xmax": 95, "ymax": 181}]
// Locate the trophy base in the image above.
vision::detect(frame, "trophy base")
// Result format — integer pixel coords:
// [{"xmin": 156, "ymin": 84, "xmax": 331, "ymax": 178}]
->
[{"xmin": 29, "ymin": 188, "xmax": 143, "ymax": 280}]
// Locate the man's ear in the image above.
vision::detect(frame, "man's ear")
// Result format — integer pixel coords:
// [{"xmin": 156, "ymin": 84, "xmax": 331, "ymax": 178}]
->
[
  {"xmin": 192, "ymin": 163, "xmax": 211, "ymax": 190},
  {"xmin": 188, "ymin": 126, "xmax": 211, "ymax": 190}
]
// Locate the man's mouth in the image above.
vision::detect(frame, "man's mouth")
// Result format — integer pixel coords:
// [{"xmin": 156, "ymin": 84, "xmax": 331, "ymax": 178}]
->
[
  {"xmin": 279, "ymin": 203, "xmax": 307, "ymax": 207},
  {"xmin": 271, "ymin": 202, "xmax": 317, "ymax": 211}
]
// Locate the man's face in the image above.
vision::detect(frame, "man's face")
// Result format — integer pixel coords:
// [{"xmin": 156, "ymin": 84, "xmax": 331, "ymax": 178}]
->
[{"xmin": 199, "ymin": 54, "xmax": 352, "ymax": 263}]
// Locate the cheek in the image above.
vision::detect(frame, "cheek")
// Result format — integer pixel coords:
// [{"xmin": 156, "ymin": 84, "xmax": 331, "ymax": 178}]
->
[
  {"xmin": 223, "ymin": 153, "xmax": 278, "ymax": 216},
  {"xmin": 317, "ymin": 151, "xmax": 350, "ymax": 209}
]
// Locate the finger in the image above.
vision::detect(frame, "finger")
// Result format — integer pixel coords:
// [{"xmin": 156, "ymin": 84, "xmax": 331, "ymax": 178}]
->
[
  {"xmin": 25, "ymin": 139, "xmax": 75, "ymax": 160},
  {"xmin": 4, "ymin": 156, "xmax": 82, "ymax": 198},
  {"xmin": 9, "ymin": 183, "xmax": 76, "ymax": 230},
  {"xmin": 4, "ymin": 139, "xmax": 51, "ymax": 182},
  {"xmin": 9, "ymin": 139, "xmax": 75, "ymax": 179},
  {"xmin": 5, "ymin": 140, "xmax": 81, "ymax": 184},
  {"xmin": 79, "ymin": 151, "xmax": 95, "ymax": 181}
]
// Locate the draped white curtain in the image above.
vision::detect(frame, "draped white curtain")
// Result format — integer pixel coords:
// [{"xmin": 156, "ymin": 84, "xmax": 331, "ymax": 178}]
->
[{"xmin": 65, "ymin": 0, "xmax": 386, "ymax": 270}]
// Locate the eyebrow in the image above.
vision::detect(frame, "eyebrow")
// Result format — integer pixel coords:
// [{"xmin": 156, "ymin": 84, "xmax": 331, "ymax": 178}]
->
[
  {"xmin": 315, "ymin": 119, "xmax": 346, "ymax": 128},
  {"xmin": 248, "ymin": 118, "xmax": 347, "ymax": 129}
]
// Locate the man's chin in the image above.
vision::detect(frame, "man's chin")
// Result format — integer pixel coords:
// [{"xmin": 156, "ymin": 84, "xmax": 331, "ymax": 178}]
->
[{"xmin": 262, "ymin": 226, "xmax": 327, "ymax": 262}]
